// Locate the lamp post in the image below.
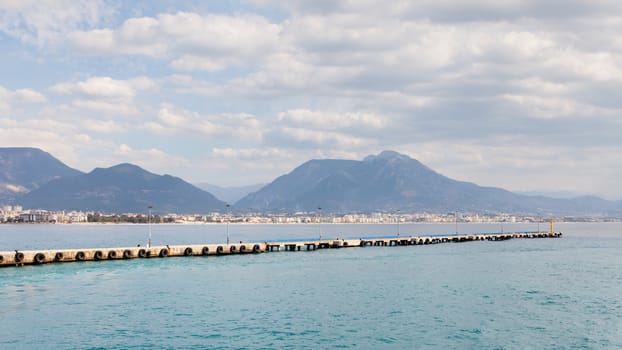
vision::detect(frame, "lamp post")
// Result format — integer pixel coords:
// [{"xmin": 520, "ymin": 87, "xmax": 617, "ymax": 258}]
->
[
  {"xmin": 318, "ymin": 207, "xmax": 322, "ymax": 240},
  {"xmin": 455, "ymin": 211, "xmax": 458, "ymax": 235},
  {"xmin": 148, "ymin": 205, "xmax": 153, "ymax": 248},
  {"xmin": 396, "ymin": 209, "xmax": 401, "ymax": 237},
  {"xmin": 226, "ymin": 204, "xmax": 230, "ymax": 245}
]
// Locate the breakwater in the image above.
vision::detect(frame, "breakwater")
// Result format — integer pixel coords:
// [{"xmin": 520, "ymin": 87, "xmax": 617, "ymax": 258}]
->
[{"xmin": 0, "ymin": 230, "xmax": 561, "ymax": 268}]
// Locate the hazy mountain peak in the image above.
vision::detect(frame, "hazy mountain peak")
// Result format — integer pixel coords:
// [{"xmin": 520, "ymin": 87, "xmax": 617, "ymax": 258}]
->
[
  {"xmin": 364, "ymin": 150, "xmax": 411, "ymax": 162},
  {"xmin": 108, "ymin": 163, "xmax": 149, "ymax": 173},
  {"xmin": 0, "ymin": 147, "xmax": 83, "ymax": 203}
]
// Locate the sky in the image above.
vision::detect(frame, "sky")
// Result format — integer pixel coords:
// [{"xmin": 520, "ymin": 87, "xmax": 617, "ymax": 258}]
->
[{"xmin": 1, "ymin": 0, "xmax": 621, "ymax": 199}]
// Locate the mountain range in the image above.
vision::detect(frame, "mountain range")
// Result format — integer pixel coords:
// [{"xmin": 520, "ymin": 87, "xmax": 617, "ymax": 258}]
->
[
  {"xmin": 1, "ymin": 147, "xmax": 620, "ymax": 216},
  {"xmin": 19, "ymin": 163, "xmax": 225, "ymax": 214},
  {"xmin": 0, "ymin": 148, "xmax": 83, "ymax": 204},
  {"xmin": 236, "ymin": 150, "xmax": 621, "ymax": 215}
]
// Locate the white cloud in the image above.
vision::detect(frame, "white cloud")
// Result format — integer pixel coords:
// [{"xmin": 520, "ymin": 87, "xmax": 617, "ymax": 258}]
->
[
  {"xmin": 0, "ymin": 0, "xmax": 111, "ymax": 46},
  {"xmin": 500, "ymin": 94, "xmax": 614, "ymax": 119},
  {"xmin": 113, "ymin": 143, "xmax": 190, "ymax": 172},
  {"xmin": 211, "ymin": 147, "xmax": 291, "ymax": 160},
  {"xmin": 4, "ymin": 1, "xmax": 622, "ymax": 197},
  {"xmin": 275, "ymin": 126, "xmax": 367, "ymax": 148},
  {"xmin": 146, "ymin": 104, "xmax": 264, "ymax": 141},
  {"xmin": 46, "ymin": 76, "xmax": 156, "ymax": 117},
  {"xmin": 0, "ymin": 124, "xmax": 88, "ymax": 170},
  {"xmin": 277, "ymin": 109, "xmax": 386, "ymax": 130},
  {"xmin": 13, "ymin": 89, "xmax": 47, "ymax": 103},
  {"xmin": 68, "ymin": 12, "xmax": 281, "ymax": 72},
  {"xmin": 0, "ymin": 86, "xmax": 47, "ymax": 115},
  {"xmin": 50, "ymin": 76, "xmax": 156, "ymax": 100}
]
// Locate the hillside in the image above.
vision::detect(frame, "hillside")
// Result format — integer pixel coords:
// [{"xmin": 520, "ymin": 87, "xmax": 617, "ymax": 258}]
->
[
  {"xmin": 0, "ymin": 147, "xmax": 83, "ymax": 203},
  {"xmin": 236, "ymin": 151, "xmax": 620, "ymax": 215},
  {"xmin": 20, "ymin": 163, "xmax": 226, "ymax": 213}
]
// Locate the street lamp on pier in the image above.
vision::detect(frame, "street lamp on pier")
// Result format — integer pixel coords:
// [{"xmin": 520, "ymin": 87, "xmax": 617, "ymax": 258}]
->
[
  {"xmin": 318, "ymin": 207, "xmax": 322, "ymax": 240},
  {"xmin": 396, "ymin": 209, "xmax": 401, "ymax": 237},
  {"xmin": 148, "ymin": 205, "xmax": 153, "ymax": 248},
  {"xmin": 226, "ymin": 204, "xmax": 230, "ymax": 245}
]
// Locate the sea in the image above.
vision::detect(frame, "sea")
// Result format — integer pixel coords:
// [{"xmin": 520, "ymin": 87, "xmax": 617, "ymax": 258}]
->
[{"xmin": 0, "ymin": 222, "xmax": 621, "ymax": 349}]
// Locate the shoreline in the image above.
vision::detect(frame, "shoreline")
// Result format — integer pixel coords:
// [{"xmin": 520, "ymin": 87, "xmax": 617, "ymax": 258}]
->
[{"xmin": 0, "ymin": 220, "xmax": 618, "ymax": 226}]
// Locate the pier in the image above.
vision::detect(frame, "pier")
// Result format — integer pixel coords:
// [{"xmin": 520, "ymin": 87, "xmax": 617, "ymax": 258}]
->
[{"xmin": 0, "ymin": 230, "xmax": 561, "ymax": 268}]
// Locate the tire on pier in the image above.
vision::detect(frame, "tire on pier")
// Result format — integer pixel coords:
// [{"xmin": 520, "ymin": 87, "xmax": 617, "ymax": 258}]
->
[
  {"xmin": 240, "ymin": 245, "xmax": 247, "ymax": 253},
  {"xmin": 201, "ymin": 246, "xmax": 209, "ymax": 255},
  {"xmin": 94, "ymin": 250, "xmax": 103, "ymax": 260},
  {"xmin": 123, "ymin": 250, "xmax": 132, "ymax": 259},
  {"xmin": 138, "ymin": 249, "xmax": 147, "ymax": 258},
  {"xmin": 159, "ymin": 248, "xmax": 168, "ymax": 257},
  {"xmin": 108, "ymin": 251, "xmax": 117, "ymax": 259},
  {"xmin": 229, "ymin": 245, "xmax": 237, "ymax": 253},
  {"xmin": 14, "ymin": 252, "xmax": 24, "ymax": 263},
  {"xmin": 75, "ymin": 251, "xmax": 86, "ymax": 261},
  {"xmin": 216, "ymin": 246, "xmax": 224, "ymax": 254},
  {"xmin": 34, "ymin": 253, "xmax": 46, "ymax": 264},
  {"xmin": 0, "ymin": 255, "xmax": 3, "ymax": 263},
  {"xmin": 55, "ymin": 252, "xmax": 64, "ymax": 261},
  {"xmin": 183, "ymin": 247, "xmax": 193, "ymax": 256},
  {"xmin": 252, "ymin": 244, "xmax": 261, "ymax": 253}
]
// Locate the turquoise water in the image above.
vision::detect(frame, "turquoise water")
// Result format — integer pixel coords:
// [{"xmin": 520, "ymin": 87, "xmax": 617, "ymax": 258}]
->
[{"xmin": 1, "ymin": 223, "xmax": 621, "ymax": 349}]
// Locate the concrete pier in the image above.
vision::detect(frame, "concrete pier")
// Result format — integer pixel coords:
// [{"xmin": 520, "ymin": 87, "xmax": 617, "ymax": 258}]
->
[{"xmin": 0, "ymin": 231, "xmax": 561, "ymax": 268}]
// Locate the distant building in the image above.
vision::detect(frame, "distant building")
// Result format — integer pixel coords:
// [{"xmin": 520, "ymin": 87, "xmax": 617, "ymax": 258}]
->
[{"xmin": 19, "ymin": 210, "xmax": 55, "ymax": 223}]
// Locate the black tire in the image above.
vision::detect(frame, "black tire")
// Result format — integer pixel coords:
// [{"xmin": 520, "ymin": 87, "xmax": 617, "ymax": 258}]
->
[
  {"xmin": 34, "ymin": 253, "xmax": 45, "ymax": 264},
  {"xmin": 252, "ymin": 244, "xmax": 261, "ymax": 253},
  {"xmin": 201, "ymin": 246, "xmax": 209, "ymax": 255},
  {"xmin": 123, "ymin": 250, "xmax": 132, "ymax": 259},
  {"xmin": 55, "ymin": 252, "xmax": 64, "ymax": 261},
  {"xmin": 229, "ymin": 246, "xmax": 237, "ymax": 253},
  {"xmin": 183, "ymin": 247, "xmax": 193, "ymax": 256},
  {"xmin": 75, "ymin": 251, "xmax": 85, "ymax": 261},
  {"xmin": 240, "ymin": 245, "xmax": 247, "ymax": 253},
  {"xmin": 138, "ymin": 249, "xmax": 147, "ymax": 258},
  {"xmin": 108, "ymin": 251, "xmax": 117, "ymax": 259},
  {"xmin": 159, "ymin": 248, "xmax": 168, "ymax": 257},
  {"xmin": 216, "ymin": 246, "xmax": 224, "ymax": 254},
  {"xmin": 14, "ymin": 252, "xmax": 24, "ymax": 263},
  {"xmin": 94, "ymin": 251, "xmax": 103, "ymax": 260},
  {"xmin": 0, "ymin": 255, "xmax": 3, "ymax": 263}
]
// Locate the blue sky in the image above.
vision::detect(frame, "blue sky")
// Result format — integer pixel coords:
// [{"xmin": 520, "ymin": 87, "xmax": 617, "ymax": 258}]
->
[{"xmin": 1, "ymin": 0, "xmax": 622, "ymax": 198}]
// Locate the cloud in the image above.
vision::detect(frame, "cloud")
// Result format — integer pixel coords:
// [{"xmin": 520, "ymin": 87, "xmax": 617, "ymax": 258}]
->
[
  {"xmin": 114, "ymin": 144, "xmax": 190, "ymax": 171},
  {"xmin": 277, "ymin": 109, "xmax": 386, "ymax": 130},
  {"xmin": 146, "ymin": 104, "xmax": 264, "ymax": 141},
  {"xmin": 3, "ymin": 1, "xmax": 622, "ymax": 197},
  {"xmin": 50, "ymin": 76, "xmax": 156, "ymax": 100},
  {"xmin": 47, "ymin": 76, "xmax": 157, "ymax": 117},
  {"xmin": 0, "ymin": 86, "xmax": 47, "ymax": 115},
  {"xmin": 0, "ymin": 0, "xmax": 111, "ymax": 46},
  {"xmin": 254, "ymin": 0, "xmax": 622, "ymax": 21},
  {"xmin": 272, "ymin": 127, "xmax": 368, "ymax": 148},
  {"xmin": 211, "ymin": 147, "xmax": 291, "ymax": 160},
  {"xmin": 68, "ymin": 12, "xmax": 281, "ymax": 72}
]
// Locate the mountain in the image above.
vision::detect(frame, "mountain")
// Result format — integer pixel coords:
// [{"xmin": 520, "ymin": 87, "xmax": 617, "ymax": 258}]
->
[
  {"xmin": 194, "ymin": 183, "xmax": 265, "ymax": 204},
  {"xmin": 20, "ymin": 163, "xmax": 226, "ymax": 213},
  {"xmin": 236, "ymin": 150, "xmax": 621, "ymax": 215},
  {"xmin": 0, "ymin": 147, "xmax": 83, "ymax": 204}
]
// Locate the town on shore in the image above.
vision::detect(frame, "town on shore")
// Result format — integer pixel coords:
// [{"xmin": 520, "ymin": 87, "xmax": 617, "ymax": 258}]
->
[{"xmin": 1, "ymin": 205, "xmax": 617, "ymax": 225}]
